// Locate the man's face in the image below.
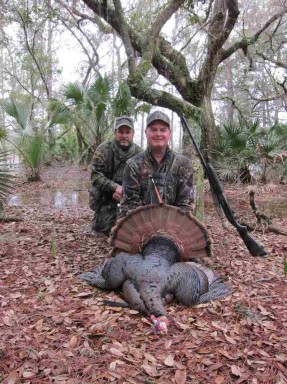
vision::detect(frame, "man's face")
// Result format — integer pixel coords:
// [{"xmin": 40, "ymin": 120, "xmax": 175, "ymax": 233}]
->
[
  {"xmin": 114, "ymin": 126, "xmax": 134, "ymax": 148},
  {"xmin": 145, "ymin": 121, "xmax": 171, "ymax": 151}
]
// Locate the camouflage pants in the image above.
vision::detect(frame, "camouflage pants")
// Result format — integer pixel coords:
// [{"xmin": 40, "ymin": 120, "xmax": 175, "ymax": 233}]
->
[
  {"xmin": 91, "ymin": 199, "xmax": 119, "ymax": 235},
  {"xmin": 89, "ymin": 187, "xmax": 119, "ymax": 235},
  {"xmin": 90, "ymin": 194, "xmax": 118, "ymax": 235}
]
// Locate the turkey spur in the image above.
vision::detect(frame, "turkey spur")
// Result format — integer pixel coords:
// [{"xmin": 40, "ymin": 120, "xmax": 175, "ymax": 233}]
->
[{"xmin": 79, "ymin": 236, "xmax": 232, "ymax": 332}]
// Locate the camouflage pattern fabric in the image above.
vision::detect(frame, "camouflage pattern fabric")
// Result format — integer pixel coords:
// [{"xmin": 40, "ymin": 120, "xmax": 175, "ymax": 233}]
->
[
  {"xmin": 119, "ymin": 147, "xmax": 195, "ymax": 218},
  {"xmin": 91, "ymin": 199, "xmax": 119, "ymax": 236},
  {"xmin": 90, "ymin": 139, "xmax": 142, "ymax": 235}
]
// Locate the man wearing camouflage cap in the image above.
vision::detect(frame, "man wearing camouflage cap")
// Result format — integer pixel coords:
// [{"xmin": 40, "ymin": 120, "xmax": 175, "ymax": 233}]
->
[
  {"xmin": 119, "ymin": 110, "xmax": 195, "ymax": 217},
  {"xmin": 89, "ymin": 116, "xmax": 142, "ymax": 236}
]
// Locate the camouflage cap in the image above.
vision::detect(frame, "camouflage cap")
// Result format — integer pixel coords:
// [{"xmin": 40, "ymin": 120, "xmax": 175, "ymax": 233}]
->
[
  {"xmin": 114, "ymin": 116, "xmax": 134, "ymax": 132},
  {"xmin": 146, "ymin": 111, "xmax": 170, "ymax": 128}
]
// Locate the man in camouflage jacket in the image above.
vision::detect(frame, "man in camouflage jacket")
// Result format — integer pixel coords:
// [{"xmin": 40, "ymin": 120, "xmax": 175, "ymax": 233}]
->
[
  {"xmin": 90, "ymin": 116, "xmax": 142, "ymax": 236},
  {"xmin": 120, "ymin": 111, "xmax": 194, "ymax": 217}
]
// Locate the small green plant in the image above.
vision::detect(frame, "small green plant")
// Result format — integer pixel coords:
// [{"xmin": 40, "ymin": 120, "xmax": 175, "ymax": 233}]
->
[
  {"xmin": 284, "ymin": 254, "xmax": 287, "ymax": 276},
  {"xmin": 51, "ymin": 232, "xmax": 57, "ymax": 258},
  {"xmin": 50, "ymin": 131, "xmax": 78, "ymax": 161},
  {"xmin": 20, "ymin": 133, "xmax": 44, "ymax": 181}
]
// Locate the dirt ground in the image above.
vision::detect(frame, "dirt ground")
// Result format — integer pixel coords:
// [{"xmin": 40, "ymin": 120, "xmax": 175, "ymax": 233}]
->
[{"xmin": 0, "ymin": 165, "xmax": 286, "ymax": 384}]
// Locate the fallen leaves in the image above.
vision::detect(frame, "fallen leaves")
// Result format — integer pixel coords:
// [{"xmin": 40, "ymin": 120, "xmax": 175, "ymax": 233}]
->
[
  {"xmin": 174, "ymin": 369, "xmax": 187, "ymax": 384},
  {"xmin": 4, "ymin": 371, "xmax": 20, "ymax": 384},
  {"xmin": 142, "ymin": 364, "xmax": 161, "ymax": 377},
  {"xmin": 1, "ymin": 165, "xmax": 286, "ymax": 383},
  {"xmin": 110, "ymin": 347, "xmax": 124, "ymax": 357},
  {"xmin": 68, "ymin": 335, "xmax": 79, "ymax": 348},
  {"xmin": 215, "ymin": 375, "xmax": 225, "ymax": 384},
  {"xmin": 3, "ymin": 315, "xmax": 14, "ymax": 327},
  {"xmin": 164, "ymin": 354, "xmax": 174, "ymax": 367}
]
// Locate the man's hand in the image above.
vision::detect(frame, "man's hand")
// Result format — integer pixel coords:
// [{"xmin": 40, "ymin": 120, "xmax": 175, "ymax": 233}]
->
[{"xmin": 112, "ymin": 185, "xmax": 122, "ymax": 202}]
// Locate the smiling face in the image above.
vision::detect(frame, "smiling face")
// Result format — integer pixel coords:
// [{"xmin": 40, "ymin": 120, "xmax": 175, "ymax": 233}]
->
[
  {"xmin": 114, "ymin": 126, "xmax": 134, "ymax": 148},
  {"xmin": 145, "ymin": 121, "xmax": 171, "ymax": 151}
]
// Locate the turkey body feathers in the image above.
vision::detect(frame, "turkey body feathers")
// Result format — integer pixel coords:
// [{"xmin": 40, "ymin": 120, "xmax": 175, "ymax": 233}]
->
[{"xmin": 79, "ymin": 238, "xmax": 232, "ymax": 317}]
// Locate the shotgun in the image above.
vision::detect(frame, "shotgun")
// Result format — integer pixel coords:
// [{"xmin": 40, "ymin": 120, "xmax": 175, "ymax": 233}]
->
[{"xmin": 181, "ymin": 116, "xmax": 267, "ymax": 257}]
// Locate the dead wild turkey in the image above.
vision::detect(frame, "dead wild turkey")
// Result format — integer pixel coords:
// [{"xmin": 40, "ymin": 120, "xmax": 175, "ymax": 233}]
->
[{"xmin": 79, "ymin": 204, "xmax": 232, "ymax": 334}]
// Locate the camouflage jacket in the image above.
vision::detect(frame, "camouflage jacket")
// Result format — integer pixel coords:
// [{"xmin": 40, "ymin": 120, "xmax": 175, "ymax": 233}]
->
[
  {"xmin": 120, "ymin": 147, "xmax": 194, "ymax": 217},
  {"xmin": 90, "ymin": 139, "xmax": 142, "ymax": 203}
]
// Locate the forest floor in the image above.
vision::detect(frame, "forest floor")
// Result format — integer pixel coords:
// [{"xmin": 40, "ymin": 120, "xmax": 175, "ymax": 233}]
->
[{"xmin": 0, "ymin": 164, "xmax": 286, "ymax": 384}]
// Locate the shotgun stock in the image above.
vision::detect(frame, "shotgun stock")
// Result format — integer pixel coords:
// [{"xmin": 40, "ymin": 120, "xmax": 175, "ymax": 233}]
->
[{"xmin": 181, "ymin": 116, "xmax": 267, "ymax": 257}]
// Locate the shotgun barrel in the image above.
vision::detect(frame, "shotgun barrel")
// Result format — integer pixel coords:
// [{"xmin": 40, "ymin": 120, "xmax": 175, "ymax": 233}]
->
[{"xmin": 181, "ymin": 116, "xmax": 267, "ymax": 257}]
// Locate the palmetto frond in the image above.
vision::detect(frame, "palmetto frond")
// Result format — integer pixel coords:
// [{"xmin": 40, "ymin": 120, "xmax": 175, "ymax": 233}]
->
[
  {"xmin": 214, "ymin": 119, "xmax": 287, "ymax": 183},
  {"xmin": 64, "ymin": 83, "xmax": 84, "ymax": 104},
  {"xmin": 47, "ymin": 99, "xmax": 72, "ymax": 127},
  {"xmin": 218, "ymin": 119, "xmax": 261, "ymax": 155},
  {"xmin": 0, "ymin": 98, "xmax": 34, "ymax": 134},
  {"xmin": 214, "ymin": 159, "xmax": 242, "ymax": 182},
  {"xmin": 259, "ymin": 133, "xmax": 285, "ymax": 159},
  {"xmin": 1, "ymin": 96, "xmax": 45, "ymax": 181},
  {"xmin": 88, "ymin": 75, "xmax": 113, "ymax": 104},
  {"xmin": 51, "ymin": 77, "xmax": 144, "ymax": 159},
  {"xmin": 19, "ymin": 133, "xmax": 44, "ymax": 181},
  {"xmin": 269, "ymin": 121, "xmax": 287, "ymax": 139}
]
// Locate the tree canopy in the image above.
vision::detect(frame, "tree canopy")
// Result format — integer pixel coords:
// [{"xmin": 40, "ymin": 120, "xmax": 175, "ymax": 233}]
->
[{"xmin": 74, "ymin": 0, "xmax": 287, "ymax": 150}]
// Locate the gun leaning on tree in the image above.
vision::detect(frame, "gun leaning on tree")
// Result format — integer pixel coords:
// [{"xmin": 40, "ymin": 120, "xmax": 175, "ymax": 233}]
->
[{"xmin": 181, "ymin": 116, "xmax": 267, "ymax": 257}]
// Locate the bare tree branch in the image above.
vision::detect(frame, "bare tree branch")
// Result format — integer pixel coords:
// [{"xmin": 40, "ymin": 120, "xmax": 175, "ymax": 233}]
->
[
  {"xmin": 220, "ymin": 7, "xmax": 287, "ymax": 62},
  {"xmin": 112, "ymin": 0, "xmax": 136, "ymax": 73},
  {"xmin": 148, "ymin": 0, "xmax": 185, "ymax": 39},
  {"xmin": 80, "ymin": 0, "xmax": 195, "ymax": 104},
  {"xmin": 78, "ymin": 0, "xmax": 287, "ymax": 149},
  {"xmin": 199, "ymin": 0, "xmax": 240, "ymax": 95},
  {"xmin": 16, "ymin": 10, "xmax": 50, "ymax": 98},
  {"xmin": 4, "ymin": 69, "xmax": 42, "ymax": 103},
  {"xmin": 256, "ymin": 51, "xmax": 287, "ymax": 70},
  {"xmin": 56, "ymin": 0, "xmax": 114, "ymax": 34}
]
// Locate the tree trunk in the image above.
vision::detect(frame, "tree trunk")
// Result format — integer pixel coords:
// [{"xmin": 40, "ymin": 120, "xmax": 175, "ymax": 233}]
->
[{"xmin": 201, "ymin": 97, "xmax": 217, "ymax": 159}]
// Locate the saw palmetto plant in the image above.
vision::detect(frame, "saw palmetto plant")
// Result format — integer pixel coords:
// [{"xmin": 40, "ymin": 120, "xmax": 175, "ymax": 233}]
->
[
  {"xmin": 0, "ymin": 97, "xmax": 45, "ymax": 181},
  {"xmin": 212, "ymin": 119, "xmax": 287, "ymax": 184},
  {"xmin": 49, "ymin": 76, "xmax": 119, "ymax": 162},
  {"xmin": 256, "ymin": 122, "xmax": 287, "ymax": 183},
  {"xmin": 50, "ymin": 77, "xmax": 150, "ymax": 163},
  {"xmin": 0, "ymin": 95, "xmax": 73, "ymax": 181}
]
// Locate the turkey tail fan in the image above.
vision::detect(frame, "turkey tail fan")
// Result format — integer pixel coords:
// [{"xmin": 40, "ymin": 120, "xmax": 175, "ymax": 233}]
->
[{"xmin": 109, "ymin": 204, "xmax": 212, "ymax": 260}]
